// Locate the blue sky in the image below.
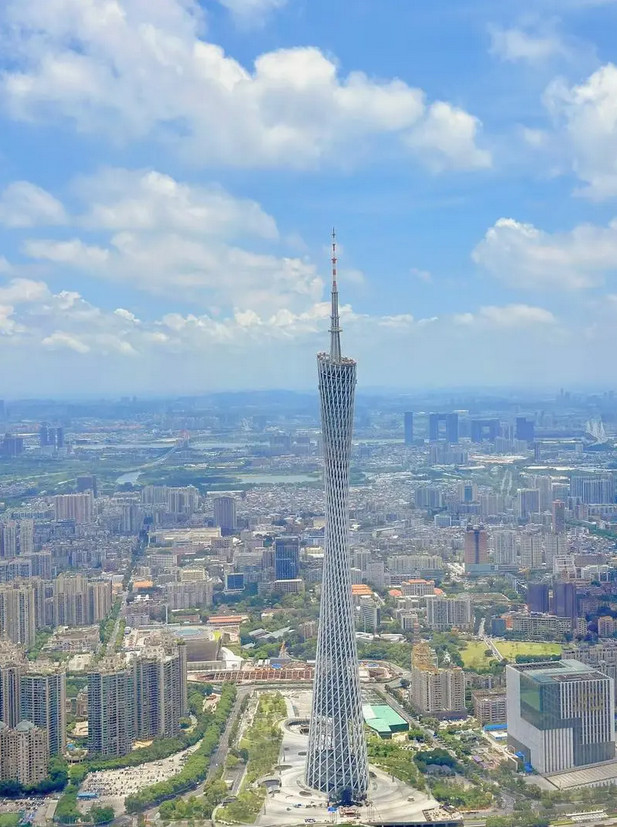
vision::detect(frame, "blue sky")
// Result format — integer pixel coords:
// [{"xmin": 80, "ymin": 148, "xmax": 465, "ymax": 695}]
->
[{"xmin": 1, "ymin": 0, "xmax": 617, "ymax": 395}]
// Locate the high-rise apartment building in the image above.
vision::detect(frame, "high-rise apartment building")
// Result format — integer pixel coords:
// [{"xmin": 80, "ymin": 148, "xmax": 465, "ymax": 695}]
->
[
  {"xmin": 213, "ymin": 496, "xmax": 236, "ymax": 533},
  {"xmin": 0, "ymin": 721, "xmax": 49, "ymax": 786},
  {"xmin": 518, "ymin": 488, "xmax": 540, "ymax": 520},
  {"xmin": 164, "ymin": 579, "xmax": 213, "ymax": 610},
  {"xmin": 492, "ymin": 529, "xmax": 518, "ymax": 567},
  {"xmin": 53, "ymin": 574, "xmax": 112, "ymax": 627},
  {"xmin": 131, "ymin": 644, "xmax": 187, "ymax": 740},
  {"xmin": 410, "ymin": 642, "xmax": 466, "ymax": 717},
  {"xmin": 570, "ymin": 473, "xmax": 615, "ymax": 505},
  {"xmin": 0, "ymin": 522, "xmax": 17, "ymax": 559},
  {"xmin": 425, "ymin": 595, "xmax": 473, "ymax": 631},
  {"xmin": 53, "ymin": 492, "xmax": 94, "ymax": 523},
  {"xmin": 404, "ymin": 412, "xmax": 414, "ymax": 445},
  {"xmin": 18, "ymin": 520, "xmax": 34, "ymax": 557},
  {"xmin": 507, "ymin": 660, "xmax": 615, "ymax": 774},
  {"xmin": 1, "ymin": 434, "xmax": 24, "ymax": 459},
  {"xmin": 357, "ymin": 597, "xmax": 380, "ymax": 632},
  {"xmin": 306, "ymin": 235, "xmax": 368, "ymax": 802},
  {"xmin": 141, "ymin": 485, "xmax": 169, "ymax": 505},
  {"xmin": 472, "ymin": 690, "xmax": 506, "ymax": 725},
  {"xmin": 479, "ymin": 493, "xmax": 505, "ymax": 518},
  {"xmin": 0, "ymin": 582, "xmax": 37, "ymax": 647},
  {"xmin": 531, "ymin": 475, "xmax": 553, "ymax": 512},
  {"xmin": 0, "ymin": 665, "xmax": 23, "ymax": 730},
  {"xmin": 552, "ymin": 500, "xmax": 566, "ymax": 534},
  {"xmin": 464, "ymin": 525, "xmax": 488, "ymax": 573},
  {"xmin": 88, "ymin": 636, "xmax": 187, "ymax": 757},
  {"xmin": 274, "ymin": 537, "xmax": 300, "ymax": 581},
  {"xmin": 167, "ymin": 487, "xmax": 199, "ymax": 514},
  {"xmin": 0, "ymin": 641, "xmax": 25, "ymax": 728},
  {"xmin": 87, "ymin": 578, "xmax": 113, "ymax": 623},
  {"xmin": 88, "ymin": 663, "xmax": 135, "ymax": 758},
  {"xmin": 545, "ymin": 533, "xmax": 567, "ymax": 567},
  {"xmin": 520, "ymin": 530, "xmax": 544, "ymax": 569},
  {"xmin": 20, "ymin": 670, "xmax": 66, "ymax": 757},
  {"xmin": 415, "ymin": 486, "xmax": 444, "ymax": 509}
]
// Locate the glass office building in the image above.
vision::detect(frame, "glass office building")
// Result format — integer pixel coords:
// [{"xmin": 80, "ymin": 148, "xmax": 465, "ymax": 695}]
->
[{"xmin": 507, "ymin": 660, "xmax": 615, "ymax": 774}]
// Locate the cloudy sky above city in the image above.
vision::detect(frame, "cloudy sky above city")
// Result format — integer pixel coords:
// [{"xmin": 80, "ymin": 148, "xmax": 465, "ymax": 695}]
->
[{"xmin": 1, "ymin": 0, "xmax": 617, "ymax": 394}]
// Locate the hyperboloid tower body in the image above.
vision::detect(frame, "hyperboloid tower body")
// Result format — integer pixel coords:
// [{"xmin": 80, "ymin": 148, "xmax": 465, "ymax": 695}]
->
[{"xmin": 305, "ymin": 232, "xmax": 369, "ymax": 803}]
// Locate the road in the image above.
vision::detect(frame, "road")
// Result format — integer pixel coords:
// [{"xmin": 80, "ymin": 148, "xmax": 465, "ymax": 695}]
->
[
  {"xmin": 207, "ymin": 686, "xmax": 251, "ymax": 782},
  {"xmin": 108, "ymin": 592, "xmax": 128, "ymax": 653},
  {"xmin": 478, "ymin": 620, "xmax": 503, "ymax": 662},
  {"xmin": 140, "ymin": 689, "xmax": 250, "ymax": 823}
]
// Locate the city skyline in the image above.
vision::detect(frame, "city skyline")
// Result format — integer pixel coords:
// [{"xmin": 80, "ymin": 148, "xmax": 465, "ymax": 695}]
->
[{"xmin": 2, "ymin": 1, "xmax": 617, "ymax": 392}]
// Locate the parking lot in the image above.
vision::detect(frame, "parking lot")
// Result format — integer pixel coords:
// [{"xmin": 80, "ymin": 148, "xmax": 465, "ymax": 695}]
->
[
  {"xmin": 79, "ymin": 742, "xmax": 200, "ymax": 812},
  {"xmin": 0, "ymin": 797, "xmax": 54, "ymax": 826}
]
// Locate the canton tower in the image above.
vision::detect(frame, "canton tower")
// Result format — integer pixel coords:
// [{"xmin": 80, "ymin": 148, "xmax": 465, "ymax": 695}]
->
[{"xmin": 306, "ymin": 232, "xmax": 369, "ymax": 803}]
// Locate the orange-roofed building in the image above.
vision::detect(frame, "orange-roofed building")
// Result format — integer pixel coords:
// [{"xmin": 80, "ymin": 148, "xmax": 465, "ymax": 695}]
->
[
  {"xmin": 133, "ymin": 579, "xmax": 154, "ymax": 591},
  {"xmin": 351, "ymin": 583, "xmax": 374, "ymax": 606},
  {"xmin": 389, "ymin": 589, "xmax": 402, "ymax": 598}
]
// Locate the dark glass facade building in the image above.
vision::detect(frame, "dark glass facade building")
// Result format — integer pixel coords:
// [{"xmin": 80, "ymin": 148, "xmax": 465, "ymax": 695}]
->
[{"xmin": 274, "ymin": 537, "xmax": 300, "ymax": 581}]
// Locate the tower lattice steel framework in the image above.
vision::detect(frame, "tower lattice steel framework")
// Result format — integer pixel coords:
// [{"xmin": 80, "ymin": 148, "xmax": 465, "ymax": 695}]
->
[{"xmin": 305, "ymin": 231, "xmax": 369, "ymax": 803}]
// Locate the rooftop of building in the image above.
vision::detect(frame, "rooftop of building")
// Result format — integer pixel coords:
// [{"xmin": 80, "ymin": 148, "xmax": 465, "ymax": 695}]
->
[
  {"xmin": 545, "ymin": 759, "xmax": 617, "ymax": 790},
  {"xmin": 362, "ymin": 703, "xmax": 408, "ymax": 735},
  {"xmin": 510, "ymin": 659, "xmax": 609, "ymax": 683}
]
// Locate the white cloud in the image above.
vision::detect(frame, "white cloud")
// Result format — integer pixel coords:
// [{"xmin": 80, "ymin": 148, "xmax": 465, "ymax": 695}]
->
[
  {"xmin": 215, "ymin": 0, "xmax": 286, "ymax": 24},
  {"xmin": 489, "ymin": 26, "xmax": 567, "ymax": 64},
  {"xmin": 454, "ymin": 303, "xmax": 556, "ymax": 327},
  {"xmin": 41, "ymin": 331, "xmax": 90, "ymax": 353},
  {"xmin": 0, "ymin": 278, "xmax": 50, "ymax": 304},
  {"xmin": 0, "ymin": 0, "xmax": 490, "ymax": 171},
  {"xmin": 0, "ymin": 181, "xmax": 67, "ymax": 227},
  {"xmin": 23, "ymin": 232, "xmax": 322, "ymax": 314},
  {"xmin": 24, "ymin": 238, "xmax": 109, "ymax": 267},
  {"xmin": 8, "ymin": 268, "xmax": 617, "ymax": 393},
  {"xmin": 0, "ymin": 278, "xmax": 582, "ymax": 393},
  {"xmin": 545, "ymin": 63, "xmax": 617, "ymax": 199},
  {"xmin": 75, "ymin": 168, "xmax": 278, "ymax": 238},
  {"xmin": 404, "ymin": 102, "xmax": 491, "ymax": 172},
  {"xmin": 10, "ymin": 167, "xmax": 316, "ymax": 315},
  {"xmin": 472, "ymin": 216, "xmax": 617, "ymax": 289}
]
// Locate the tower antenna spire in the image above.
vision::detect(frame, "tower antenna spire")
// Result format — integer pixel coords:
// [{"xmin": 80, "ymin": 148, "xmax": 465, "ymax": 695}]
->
[{"xmin": 329, "ymin": 227, "xmax": 342, "ymax": 362}]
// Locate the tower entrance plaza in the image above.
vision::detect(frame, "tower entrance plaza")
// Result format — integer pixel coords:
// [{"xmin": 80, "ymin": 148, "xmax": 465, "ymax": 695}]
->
[{"xmin": 254, "ymin": 690, "xmax": 443, "ymax": 827}]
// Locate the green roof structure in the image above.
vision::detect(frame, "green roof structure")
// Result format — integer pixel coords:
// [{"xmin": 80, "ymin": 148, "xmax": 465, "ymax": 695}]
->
[{"xmin": 362, "ymin": 704, "xmax": 409, "ymax": 738}]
